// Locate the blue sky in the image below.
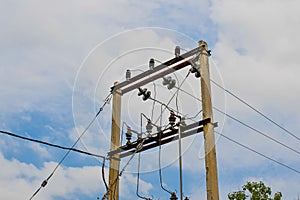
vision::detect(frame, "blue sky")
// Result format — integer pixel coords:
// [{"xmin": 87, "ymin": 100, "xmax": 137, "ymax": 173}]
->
[{"xmin": 1, "ymin": 0, "xmax": 300, "ymax": 199}]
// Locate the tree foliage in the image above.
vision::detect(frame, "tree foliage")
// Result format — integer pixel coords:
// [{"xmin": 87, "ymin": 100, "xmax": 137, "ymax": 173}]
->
[{"xmin": 228, "ymin": 181, "xmax": 282, "ymax": 200}]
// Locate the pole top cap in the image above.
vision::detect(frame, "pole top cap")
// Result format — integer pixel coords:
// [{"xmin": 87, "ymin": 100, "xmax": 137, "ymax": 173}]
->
[{"xmin": 198, "ymin": 40, "xmax": 208, "ymax": 50}]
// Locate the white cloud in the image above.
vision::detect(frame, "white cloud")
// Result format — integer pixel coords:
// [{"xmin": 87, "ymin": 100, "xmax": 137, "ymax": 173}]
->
[
  {"xmin": 0, "ymin": 1, "xmax": 153, "ymax": 115},
  {"xmin": 2, "ymin": 0, "xmax": 300, "ymax": 199},
  {"xmin": 210, "ymin": 0, "xmax": 300, "ymax": 113},
  {"xmin": 0, "ymin": 152, "xmax": 105, "ymax": 199},
  {"xmin": 0, "ymin": 150, "xmax": 154, "ymax": 200},
  {"xmin": 28, "ymin": 143, "xmax": 52, "ymax": 159},
  {"xmin": 119, "ymin": 173, "xmax": 153, "ymax": 198},
  {"xmin": 200, "ymin": 1, "xmax": 300, "ymax": 199}
]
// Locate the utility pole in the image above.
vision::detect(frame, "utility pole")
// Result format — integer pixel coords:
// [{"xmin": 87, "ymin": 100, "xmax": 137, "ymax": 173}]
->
[
  {"xmin": 108, "ymin": 82, "xmax": 121, "ymax": 200},
  {"xmin": 199, "ymin": 40, "xmax": 219, "ymax": 200},
  {"xmin": 107, "ymin": 44, "xmax": 218, "ymax": 200}
]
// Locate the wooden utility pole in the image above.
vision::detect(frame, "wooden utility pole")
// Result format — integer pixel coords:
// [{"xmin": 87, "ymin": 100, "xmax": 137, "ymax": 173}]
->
[
  {"xmin": 108, "ymin": 82, "xmax": 121, "ymax": 200},
  {"xmin": 199, "ymin": 40, "xmax": 219, "ymax": 200},
  {"xmin": 106, "ymin": 44, "xmax": 211, "ymax": 200}
]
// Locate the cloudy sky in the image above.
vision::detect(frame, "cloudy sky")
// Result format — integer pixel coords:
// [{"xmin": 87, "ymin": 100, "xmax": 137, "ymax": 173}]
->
[{"xmin": 1, "ymin": 0, "xmax": 300, "ymax": 200}]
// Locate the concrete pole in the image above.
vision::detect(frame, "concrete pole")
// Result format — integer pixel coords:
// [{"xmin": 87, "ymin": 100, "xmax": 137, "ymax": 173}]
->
[
  {"xmin": 108, "ymin": 82, "xmax": 121, "ymax": 200},
  {"xmin": 199, "ymin": 40, "xmax": 219, "ymax": 200}
]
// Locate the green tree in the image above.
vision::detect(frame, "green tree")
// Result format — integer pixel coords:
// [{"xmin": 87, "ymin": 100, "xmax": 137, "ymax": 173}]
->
[{"xmin": 228, "ymin": 181, "xmax": 282, "ymax": 200}]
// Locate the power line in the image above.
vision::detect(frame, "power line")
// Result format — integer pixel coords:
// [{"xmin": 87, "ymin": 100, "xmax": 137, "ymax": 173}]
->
[
  {"xmin": 149, "ymin": 97, "xmax": 186, "ymax": 118},
  {"xmin": 171, "ymin": 85, "xmax": 202, "ymax": 120},
  {"xmin": 174, "ymin": 85, "xmax": 201, "ymax": 102},
  {"xmin": 172, "ymin": 72, "xmax": 181, "ymax": 116},
  {"xmin": 29, "ymin": 93, "xmax": 112, "ymax": 200},
  {"xmin": 149, "ymin": 75, "xmax": 300, "ymax": 177},
  {"xmin": 170, "ymin": 85, "xmax": 300, "ymax": 158},
  {"xmin": 0, "ymin": 130, "xmax": 105, "ymax": 158},
  {"xmin": 103, "ymin": 126, "xmax": 171, "ymax": 200},
  {"xmin": 153, "ymin": 71, "xmax": 190, "ymax": 125},
  {"xmin": 215, "ymin": 131, "xmax": 300, "ymax": 175},
  {"xmin": 101, "ymin": 138, "xmax": 146, "ymax": 200},
  {"xmin": 148, "ymin": 80, "xmax": 300, "ymax": 173},
  {"xmin": 210, "ymin": 79, "xmax": 300, "ymax": 142},
  {"xmin": 212, "ymin": 107, "xmax": 300, "ymax": 157}
]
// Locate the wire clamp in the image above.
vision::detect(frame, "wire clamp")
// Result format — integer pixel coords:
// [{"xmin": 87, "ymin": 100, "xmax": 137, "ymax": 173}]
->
[{"xmin": 41, "ymin": 180, "xmax": 48, "ymax": 187}]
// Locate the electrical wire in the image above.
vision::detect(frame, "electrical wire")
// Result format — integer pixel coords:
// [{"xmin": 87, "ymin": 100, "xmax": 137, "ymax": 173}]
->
[
  {"xmin": 141, "ymin": 113, "xmax": 148, "ymax": 138},
  {"xmin": 169, "ymin": 86, "xmax": 300, "ymax": 158},
  {"xmin": 101, "ymin": 157, "xmax": 109, "ymax": 192},
  {"xmin": 1, "ymin": 129, "xmax": 108, "ymax": 199},
  {"xmin": 101, "ymin": 154, "xmax": 136, "ymax": 200},
  {"xmin": 130, "ymin": 68, "xmax": 157, "ymax": 122},
  {"xmin": 213, "ymin": 107, "xmax": 300, "ymax": 157},
  {"xmin": 29, "ymin": 93, "xmax": 112, "ymax": 200},
  {"xmin": 136, "ymin": 153, "xmax": 151, "ymax": 200},
  {"xmin": 151, "ymin": 82, "xmax": 157, "ymax": 121},
  {"xmin": 101, "ymin": 138, "xmax": 147, "ymax": 200},
  {"xmin": 121, "ymin": 122, "xmax": 126, "ymax": 146},
  {"xmin": 174, "ymin": 73, "xmax": 181, "ymax": 116},
  {"xmin": 173, "ymin": 85, "xmax": 201, "ymax": 102},
  {"xmin": 0, "ymin": 130, "xmax": 105, "ymax": 158},
  {"xmin": 112, "ymin": 176, "xmax": 118, "ymax": 200},
  {"xmin": 153, "ymin": 58, "xmax": 178, "ymax": 118},
  {"xmin": 158, "ymin": 145, "xmax": 173, "ymax": 195},
  {"xmin": 172, "ymin": 85, "xmax": 202, "ymax": 120},
  {"xmin": 102, "ymin": 126, "xmax": 171, "ymax": 200},
  {"xmin": 171, "ymin": 71, "xmax": 190, "ymax": 117},
  {"xmin": 136, "ymin": 125, "xmax": 176, "ymax": 199},
  {"xmin": 215, "ymin": 131, "xmax": 300, "ymax": 174},
  {"xmin": 153, "ymin": 71, "xmax": 190, "ymax": 125},
  {"xmin": 185, "ymin": 109, "xmax": 202, "ymax": 120},
  {"xmin": 179, "ymin": 47, "xmax": 189, "ymax": 52},
  {"xmin": 149, "ymin": 97, "xmax": 186, "ymax": 117},
  {"xmin": 151, "ymin": 58, "xmax": 190, "ymax": 122},
  {"xmin": 182, "ymin": 90, "xmax": 300, "ymax": 179},
  {"xmin": 211, "ymin": 79, "xmax": 300, "ymax": 142}
]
